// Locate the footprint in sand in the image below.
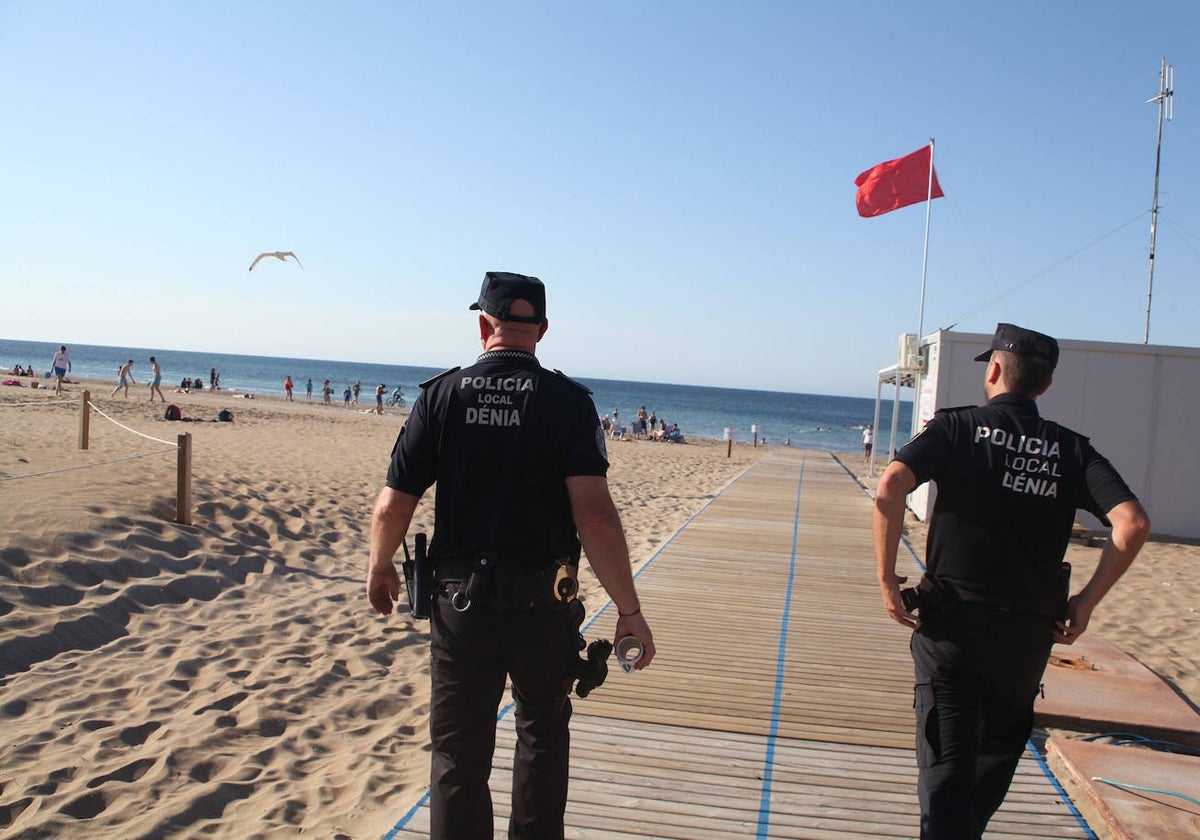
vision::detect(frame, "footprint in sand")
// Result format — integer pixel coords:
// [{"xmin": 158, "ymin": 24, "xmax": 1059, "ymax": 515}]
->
[{"xmin": 118, "ymin": 721, "xmax": 162, "ymax": 747}]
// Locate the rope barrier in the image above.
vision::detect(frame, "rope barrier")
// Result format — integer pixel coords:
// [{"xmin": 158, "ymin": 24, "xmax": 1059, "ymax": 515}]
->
[
  {"xmin": 0, "ymin": 448, "xmax": 177, "ymax": 482},
  {"xmin": 86, "ymin": 400, "xmax": 178, "ymax": 446}
]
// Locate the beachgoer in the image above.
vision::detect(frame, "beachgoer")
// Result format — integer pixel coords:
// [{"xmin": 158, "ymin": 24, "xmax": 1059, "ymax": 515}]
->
[
  {"xmin": 148, "ymin": 356, "xmax": 166, "ymax": 403},
  {"xmin": 353, "ymin": 380, "xmax": 361, "ymax": 405},
  {"xmin": 322, "ymin": 379, "xmax": 332, "ymax": 405},
  {"xmin": 306, "ymin": 378, "xmax": 313, "ymax": 399},
  {"xmin": 210, "ymin": 367, "xmax": 218, "ymax": 390},
  {"xmin": 366, "ymin": 271, "xmax": 655, "ymax": 840},
  {"xmin": 343, "ymin": 384, "xmax": 352, "ymax": 407},
  {"xmin": 110, "ymin": 360, "xmax": 136, "ymax": 398},
  {"xmin": 284, "ymin": 376, "xmax": 294, "ymax": 401},
  {"xmin": 50, "ymin": 346, "xmax": 71, "ymax": 396},
  {"xmin": 873, "ymin": 322, "xmax": 1150, "ymax": 839},
  {"xmin": 375, "ymin": 383, "xmax": 385, "ymax": 415},
  {"xmin": 862, "ymin": 423, "xmax": 874, "ymax": 458}
]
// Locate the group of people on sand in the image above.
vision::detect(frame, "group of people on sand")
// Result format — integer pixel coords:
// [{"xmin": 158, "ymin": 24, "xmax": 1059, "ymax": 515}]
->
[
  {"xmin": 108, "ymin": 357, "xmax": 167, "ymax": 402},
  {"xmin": 601, "ymin": 405, "xmax": 685, "ymax": 442}
]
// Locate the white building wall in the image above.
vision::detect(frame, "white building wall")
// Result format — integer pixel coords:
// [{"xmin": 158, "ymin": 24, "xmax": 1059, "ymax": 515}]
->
[{"xmin": 906, "ymin": 330, "xmax": 1199, "ymax": 540}]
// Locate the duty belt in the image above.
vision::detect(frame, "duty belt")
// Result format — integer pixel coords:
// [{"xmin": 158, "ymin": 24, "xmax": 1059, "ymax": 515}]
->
[{"xmin": 434, "ymin": 553, "xmax": 579, "ymax": 612}]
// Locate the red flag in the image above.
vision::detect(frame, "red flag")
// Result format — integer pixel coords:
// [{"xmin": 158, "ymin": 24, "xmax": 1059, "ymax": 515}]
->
[{"xmin": 854, "ymin": 145, "xmax": 944, "ymax": 218}]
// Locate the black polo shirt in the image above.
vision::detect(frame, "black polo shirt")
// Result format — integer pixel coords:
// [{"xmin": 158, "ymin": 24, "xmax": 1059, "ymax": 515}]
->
[
  {"xmin": 896, "ymin": 392, "xmax": 1137, "ymax": 609},
  {"xmin": 386, "ymin": 349, "xmax": 608, "ymax": 565}
]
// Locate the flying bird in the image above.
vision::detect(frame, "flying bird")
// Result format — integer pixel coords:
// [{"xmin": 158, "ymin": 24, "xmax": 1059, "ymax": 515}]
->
[{"xmin": 249, "ymin": 251, "xmax": 304, "ymax": 271}]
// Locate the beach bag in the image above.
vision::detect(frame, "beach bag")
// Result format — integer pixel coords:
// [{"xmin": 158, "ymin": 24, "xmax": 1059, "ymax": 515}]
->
[
  {"xmin": 217, "ymin": 409, "xmax": 233, "ymax": 422},
  {"xmin": 165, "ymin": 404, "xmax": 182, "ymax": 421}
]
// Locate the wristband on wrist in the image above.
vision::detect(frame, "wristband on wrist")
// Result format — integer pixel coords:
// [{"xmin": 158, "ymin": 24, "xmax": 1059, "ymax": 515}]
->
[{"xmin": 618, "ymin": 607, "xmax": 641, "ymax": 618}]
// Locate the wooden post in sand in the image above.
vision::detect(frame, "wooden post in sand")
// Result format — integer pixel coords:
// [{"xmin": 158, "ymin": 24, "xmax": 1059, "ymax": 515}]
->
[
  {"xmin": 176, "ymin": 432, "xmax": 193, "ymax": 526},
  {"xmin": 79, "ymin": 390, "xmax": 91, "ymax": 450},
  {"xmin": 724, "ymin": 427, "xmax": 735, "ymax": 458}
]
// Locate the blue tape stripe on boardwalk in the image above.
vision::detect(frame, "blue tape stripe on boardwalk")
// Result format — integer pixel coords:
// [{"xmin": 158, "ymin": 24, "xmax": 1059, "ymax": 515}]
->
[
  {"xmin": 384, "ymin": 460, "xmax": 754, "ymax": 838},
  {"xmin": 1030, "ymin": 740, "xmax": 1098, "ymax": 839},
  {"xmin": 755, "ymin": 453, "xmax": 806, "ymax": 838}
]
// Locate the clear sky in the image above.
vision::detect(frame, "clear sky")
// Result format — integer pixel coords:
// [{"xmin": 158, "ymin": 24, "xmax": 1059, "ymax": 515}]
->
[{"xmin": 1, "ymin": 2, "xmax": 1197, "ymax": 397}]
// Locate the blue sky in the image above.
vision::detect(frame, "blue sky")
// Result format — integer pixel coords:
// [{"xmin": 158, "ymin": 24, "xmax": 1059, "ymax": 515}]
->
[{"xmin": 1, "ymin": 2, "xmax": 1197, "ymax": 397}]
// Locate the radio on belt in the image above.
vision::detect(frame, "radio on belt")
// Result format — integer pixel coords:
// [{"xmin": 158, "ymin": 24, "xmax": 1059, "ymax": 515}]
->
[{"xmin": 615, "ymin": 635, "xmax": 644, "ymax": 674}]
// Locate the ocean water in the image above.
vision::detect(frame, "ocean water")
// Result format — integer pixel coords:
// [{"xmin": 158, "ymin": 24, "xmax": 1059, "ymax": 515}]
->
[{"xmin": 2, "ymin": 338, "xmax": 913, "ymax": 453}]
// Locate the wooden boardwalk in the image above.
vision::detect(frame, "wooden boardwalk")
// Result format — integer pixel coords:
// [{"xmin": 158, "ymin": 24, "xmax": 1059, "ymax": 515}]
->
[{"xmin": 385, "ymin": 450, "xmax": 1095, "ymax": 839}]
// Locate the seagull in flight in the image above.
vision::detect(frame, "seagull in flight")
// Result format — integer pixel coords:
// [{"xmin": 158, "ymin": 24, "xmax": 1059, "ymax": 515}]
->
[{"xmin": 249, "ymin": 251, "xmax": 304, "ymax": 271}]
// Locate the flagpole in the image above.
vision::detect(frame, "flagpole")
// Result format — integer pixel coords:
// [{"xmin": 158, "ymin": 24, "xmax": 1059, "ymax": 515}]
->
[{"xmin": 917, "ymin": 138, "xmax": 935, "ymax": 345}]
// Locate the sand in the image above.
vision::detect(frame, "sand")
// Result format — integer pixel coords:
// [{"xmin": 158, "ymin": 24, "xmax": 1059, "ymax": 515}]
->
[
  {"xmin": 0, "ymin": 376, "xmax": 767, "ymax": 838},
  {"xmin": 1, "ymin": 377, "xmax": 1195, "ymax": 838}
]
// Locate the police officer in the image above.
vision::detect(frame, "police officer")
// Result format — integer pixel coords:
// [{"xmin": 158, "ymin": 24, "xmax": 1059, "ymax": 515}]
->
[
  {"xmin": 872, "ymin": 323, "xmax": 1150, "ymax": 840},
  {"xmin": 366, "ymin": 271, "xmax": 655, "ymax": 840}
]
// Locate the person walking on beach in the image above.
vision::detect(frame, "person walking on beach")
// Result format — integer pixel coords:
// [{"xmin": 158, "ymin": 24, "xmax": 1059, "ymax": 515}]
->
[
  {"xmin": 862, "ymin": 423, "xmax": 874, "ymax": 458},
  {"xmin": 342, "ymin": 384, "xmax": 352, "ymax": 407},
  {"xmin": 306, "ymin": 378, "xmax": 313, "ymax": 399},
  {"xmin": 352, "ymin": 380, "xmax": 361, "ymax": 405},
  {"xmin": 367, "ymin": 271, "xmax": 655, "ymax": 840},
  {"xmin": 210, "ymin": 367, "xmax": 218, "ymax": 390},
  {"xmin": 322, "ymin": 379, "xmax": 332, "ymax": 405},
  {"xmin": 284, "ymin": 376, "xmax": 294, "ymax": 401},
  {"xmin": 873, "ymin": 322, "xmax": 1150, "ymax": 840},
  {"xmin": 50, "ymin": 346, "xmax": 71, "ymax": 396},
  {"xmin": 110, "ymin": 360, "xmax": 136, "ymax": 398},
  {"xmin": 148, "ymin": 356, "xmax": 166, "ymax": 403},
  {"xmin": 375, "ymin": 383, "xmax": 385, "ymax": 415}
]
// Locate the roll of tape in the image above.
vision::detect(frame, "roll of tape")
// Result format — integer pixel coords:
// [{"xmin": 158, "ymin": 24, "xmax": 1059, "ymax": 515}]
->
[{"xmin": 615, "ymin": 635, "xmax": 643, "ymax": 674}]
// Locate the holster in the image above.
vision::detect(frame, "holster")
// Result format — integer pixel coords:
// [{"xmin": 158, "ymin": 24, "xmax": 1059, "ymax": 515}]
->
[
  {"xmin": 1055, "ymin": 561, "xmax": 1072, "ymax": 620},
  {"xmin": 903, "ymin": 573, "xmax": 958, "ymax": 617},
  {"xmin": 402, "ymin": 533, "xmax": 432, "ymax": 620}
]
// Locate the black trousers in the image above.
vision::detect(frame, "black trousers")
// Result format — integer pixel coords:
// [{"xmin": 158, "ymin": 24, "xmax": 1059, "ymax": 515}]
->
[
  {"xmin": 910, "ymin": 605, "xmax": 1054, "ymax": 840},
  {"xmin": 428, "ymin": 591, "xmax": 578, "ymax": 840}
]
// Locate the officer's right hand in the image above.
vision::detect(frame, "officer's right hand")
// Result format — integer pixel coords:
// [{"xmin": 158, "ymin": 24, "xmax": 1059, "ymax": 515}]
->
[
  {"xmin": 614, "ymin": 612, "xmax": 655, "ymax": 670},
  {"xmin": 880, "ymin": 579, "xmax": 918, "ymax": 630},
  {"xmin": 367, "ymin": 561, "xmax": 401, "ymax": 616}
]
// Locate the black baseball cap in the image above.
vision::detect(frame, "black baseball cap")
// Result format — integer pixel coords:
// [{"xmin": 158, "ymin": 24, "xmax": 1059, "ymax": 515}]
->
[
  {"xmin": 974, "ymin": 323, "xmax": 1059, "ymax": 369},
  {"xmin": 469, "ymin": 271, "xmax": 546, "ymax": 324}
]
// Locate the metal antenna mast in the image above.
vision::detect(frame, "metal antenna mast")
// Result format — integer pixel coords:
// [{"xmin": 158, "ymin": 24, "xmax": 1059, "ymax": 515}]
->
[{"xmin": 1144, "ymin": 57, "xmax": 1174, "ymax": 344}]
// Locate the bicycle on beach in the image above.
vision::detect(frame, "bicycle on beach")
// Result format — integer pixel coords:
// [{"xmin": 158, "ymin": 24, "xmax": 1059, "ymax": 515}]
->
[{"xmin": 385, "ymin": 387, "xmax": 406, "ymax": 408}]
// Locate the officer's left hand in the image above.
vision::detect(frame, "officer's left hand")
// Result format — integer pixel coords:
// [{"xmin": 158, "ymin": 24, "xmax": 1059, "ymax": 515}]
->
[
  {"xmin": 614, "ymin": 612, "xmax": 655, "ymax": 670},
  {"xmin": 1054, "ymin": 594, "xmax": 1092, "ymax": 644},
  {"xmin": 367, "ymin": 561, "xmax": 402, "ymax": 616}
]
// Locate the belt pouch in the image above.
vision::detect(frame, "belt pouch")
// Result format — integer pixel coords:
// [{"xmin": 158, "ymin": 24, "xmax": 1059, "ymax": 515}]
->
[{"xmin": 463, "ymin": 556, "xmax": 495, "ymax": 607}]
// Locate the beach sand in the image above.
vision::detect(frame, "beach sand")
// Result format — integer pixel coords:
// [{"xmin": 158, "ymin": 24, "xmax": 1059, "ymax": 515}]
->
[
  {"xmin": 0, "ymin": 377, "xmax": 767, "ymax": 838},
  {"xmin": 1, "ymin": 379, "xmax": 1195, "ymax": 838}
]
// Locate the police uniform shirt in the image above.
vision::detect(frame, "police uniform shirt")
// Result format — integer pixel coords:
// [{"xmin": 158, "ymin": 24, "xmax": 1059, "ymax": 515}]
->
[
  {"xmin": 385, "ymin": 349, "xmax": 608, "ymax": 564},
  {"xmin": 896, "ymin": 392, "xmax": 1137, "ymax": 609}
]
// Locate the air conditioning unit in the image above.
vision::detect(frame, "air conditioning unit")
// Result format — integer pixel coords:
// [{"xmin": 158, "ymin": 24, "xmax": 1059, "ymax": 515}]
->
[{"xmin": 898, "ymin": 333, "xmax": 925, "ymax": 372}]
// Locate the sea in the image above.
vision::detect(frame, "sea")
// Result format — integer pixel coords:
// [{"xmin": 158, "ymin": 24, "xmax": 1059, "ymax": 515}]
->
[{"xmin": 2, "ymin": 338, "xmax": 913, "ymax": 453}]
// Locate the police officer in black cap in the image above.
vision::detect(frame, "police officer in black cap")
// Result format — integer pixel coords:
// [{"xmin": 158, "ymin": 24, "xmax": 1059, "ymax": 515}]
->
[
  {"xmin": 873, "ymin": 322, "xmax": 1150, "ymax": 840},
  {"xmin": 367, "ymin": 271, "xmax": 655, "ymax": 839}
]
